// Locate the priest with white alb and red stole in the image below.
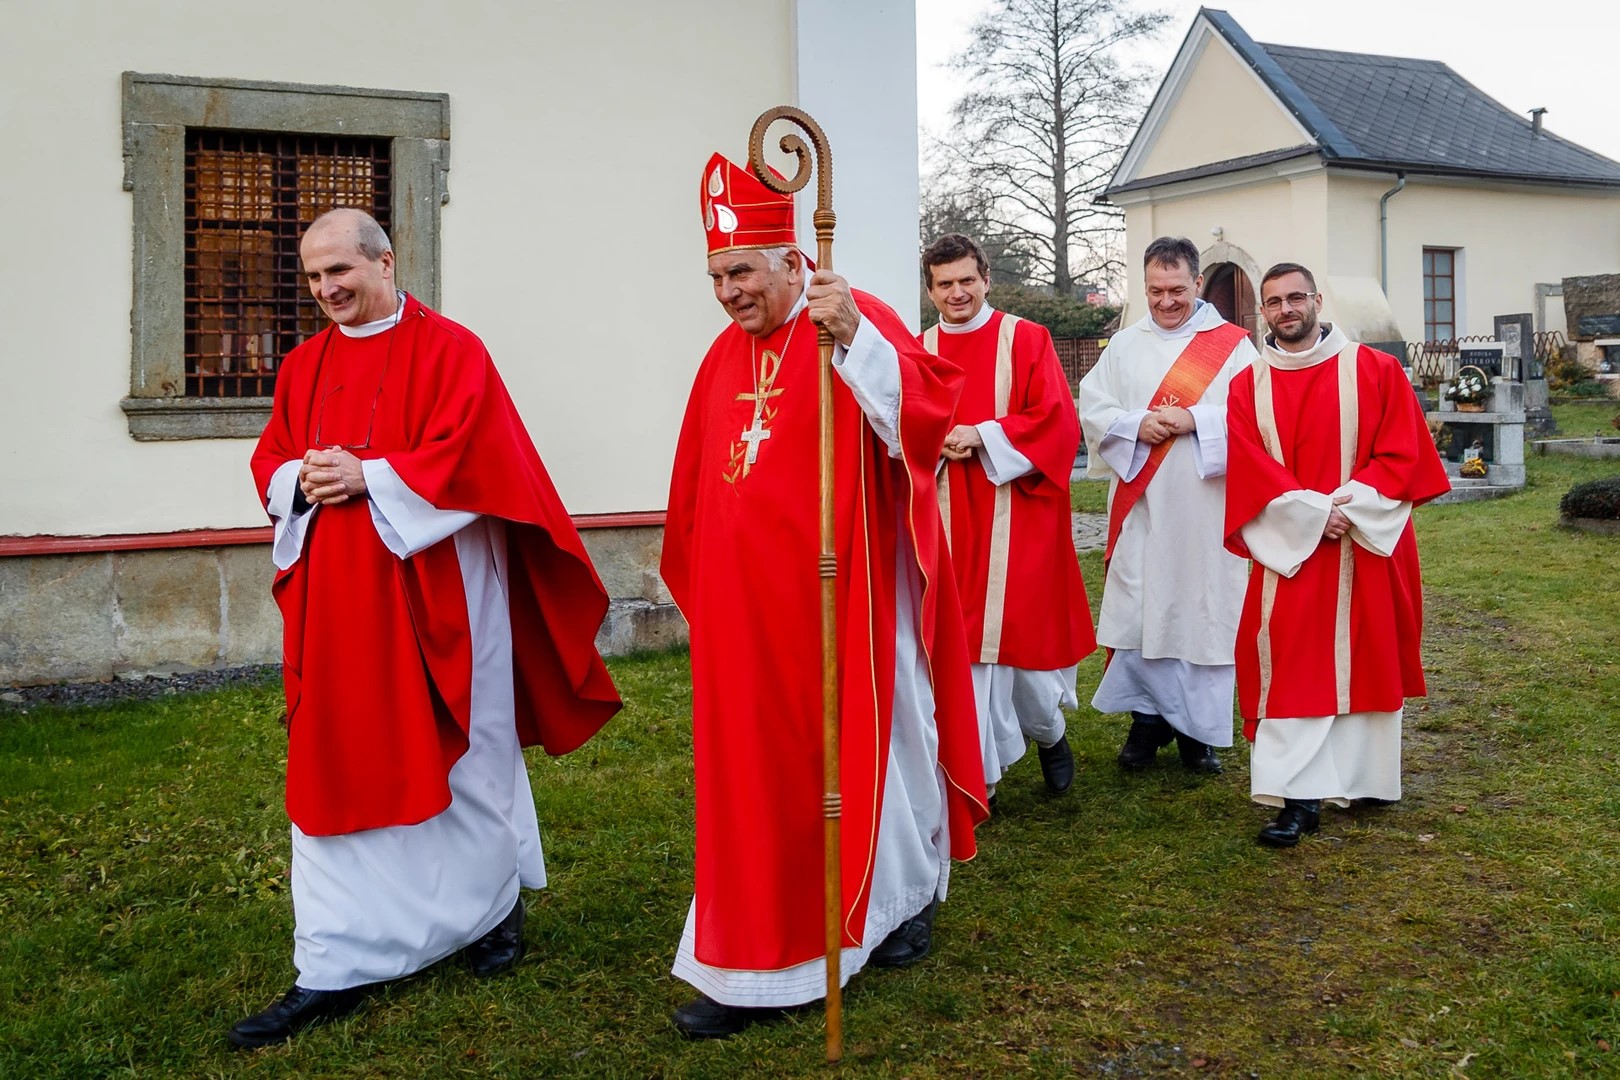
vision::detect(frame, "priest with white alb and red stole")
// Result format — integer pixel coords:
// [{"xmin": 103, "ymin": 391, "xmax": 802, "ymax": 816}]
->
[
  {"xmin": 920, "ymin": 233, "xmax": 1095, "ymax": 804},
  {"xmin": 1225, "ymin": 261, "xmax": 1449, "ymax": 848},
  {"xmin": 1080, "ymin": 237, "xmax": 1255, "ymax": 777},
  {"xmin": 661, "ymin": 154, "xmax": 988, "ymax": 1039},
  {"xmin": 236, "ymin": 208, "xmax": 621, "ymax": 1049}
]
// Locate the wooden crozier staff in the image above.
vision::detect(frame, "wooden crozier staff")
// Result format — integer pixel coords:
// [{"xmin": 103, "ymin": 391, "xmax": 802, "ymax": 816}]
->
[{"xmin": 746, "ymin": 105, "xmax": 843, "ymax": 1064}]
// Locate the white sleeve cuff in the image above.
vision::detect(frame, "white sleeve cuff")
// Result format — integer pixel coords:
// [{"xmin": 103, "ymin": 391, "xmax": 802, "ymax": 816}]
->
[
  {"xmin": 1099, "ymin": 410, "xmax": 1152, "ymax": 481},
  {"xmin": 1240, "ymin": 489, "xmax": 1334, "ymax": 577},
  {"xmin": 363, "ymin": 458, "xmax": 479, "ymax": 559},
  {"xmin": 267, "ymin": 459, "xmax": 315, "ymax": 572},
  {"xmin": 832, "ymin": 316, "xmax": 903, "ymax": 457},
  {"xmin": 1333, "ymin": 479, "xmax": 1411, "ymax": 557},
  {"xmin": 975, "ymin": 421, "xmax": 1035, "ymax": 484},
  {"xmin": 1186, "ymin": 401, "xmax": 1229, "ymax": 479}
]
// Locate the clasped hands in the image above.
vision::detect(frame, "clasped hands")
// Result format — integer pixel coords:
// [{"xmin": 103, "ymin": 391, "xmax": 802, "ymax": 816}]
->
[
  {"xmin": 1135, "ymin": 405, "xmax": 1196, "ymax": 446},
  {"xmin": 942, "ymin": 423, "xmax": 984, "ymax": 461},
  {"xmin": 299, "ymin": 447, "xmax": 367, "ymax": 506}
]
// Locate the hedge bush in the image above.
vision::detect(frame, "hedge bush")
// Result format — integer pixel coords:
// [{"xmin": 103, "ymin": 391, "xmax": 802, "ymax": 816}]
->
[{"xmin": 1559, "ymin": 476, "xmax": 1620, "ymax": 520}]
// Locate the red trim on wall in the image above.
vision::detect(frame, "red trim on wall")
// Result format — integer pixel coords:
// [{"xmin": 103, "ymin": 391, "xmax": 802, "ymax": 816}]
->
[
  {"xmin": 0, "ymin": 511, "xmax": 668, "ymax": 557},
  {"xmin": 0, "ymin": 528, "xmax": 274, "ymax": 557},
  {"xmin": 571, "ymin": 511, "xmax": 667, "ymax": 529}
]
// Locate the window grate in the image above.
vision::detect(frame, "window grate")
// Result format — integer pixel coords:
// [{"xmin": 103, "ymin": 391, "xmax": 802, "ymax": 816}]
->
[{"xmin": 184, "ymin": 131, "xmax": 392, "ymax": 398}]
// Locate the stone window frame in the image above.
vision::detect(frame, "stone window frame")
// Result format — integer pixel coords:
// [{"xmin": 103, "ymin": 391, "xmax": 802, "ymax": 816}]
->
[{"xmin": 120, "ymin": 72, "xmax": 450, "ymax": 440}]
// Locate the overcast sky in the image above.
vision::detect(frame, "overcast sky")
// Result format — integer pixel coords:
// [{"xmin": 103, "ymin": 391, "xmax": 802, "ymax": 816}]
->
[{"xmin": 916, "ymin": 0, "xmax": 1619, "ymax": 163}]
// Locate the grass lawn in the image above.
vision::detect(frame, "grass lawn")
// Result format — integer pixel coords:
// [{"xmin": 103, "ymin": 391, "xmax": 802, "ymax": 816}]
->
[{"xmin": 2, "ymin": 408, "xmax": 1617, "ymax": 1078}]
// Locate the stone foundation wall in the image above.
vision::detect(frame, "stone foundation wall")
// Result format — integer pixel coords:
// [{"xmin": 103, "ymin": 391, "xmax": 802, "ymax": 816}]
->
[{"xmin": 0, "ymin": 525, "xmax": 685, "ymax": 688}]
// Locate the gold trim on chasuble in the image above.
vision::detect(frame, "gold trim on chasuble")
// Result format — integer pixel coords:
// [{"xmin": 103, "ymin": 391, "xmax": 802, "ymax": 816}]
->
[
  {"xmin": 913, "ymin": 327, "xmax": 991, "ymax": 823},
  {"xmin": 1252, "ymin": 343, "xmax": 1361, "ymax": 718},
  {"xmin": 978, "ymin": 314, "xmax": 1019, "ymax": 664},
  {"xmin": 849, "ymin": 402, "xmax": 881, "ymax": 945},
  {"xmin": 927, "ymin": 316, "xmax": 1020, "ymax": 663},
  {"xmin": 923, "ymin": 325, "xmax": 949, "ymax": 539}
]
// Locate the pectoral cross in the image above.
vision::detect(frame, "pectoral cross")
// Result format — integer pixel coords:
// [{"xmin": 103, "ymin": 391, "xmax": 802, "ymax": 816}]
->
[{"xmin": 740, "ymin": 409, "xmax": 772, "ymax": 465}]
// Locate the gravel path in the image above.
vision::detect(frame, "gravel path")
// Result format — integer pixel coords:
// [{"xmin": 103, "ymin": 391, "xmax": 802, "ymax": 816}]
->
[
  {"xmin": 1073, "ymin": 511, "xmax": 1106, "ymax": 553},
  {"xmin": 0, "ymin": 665, "xmax": 280, "ymax": 712}
]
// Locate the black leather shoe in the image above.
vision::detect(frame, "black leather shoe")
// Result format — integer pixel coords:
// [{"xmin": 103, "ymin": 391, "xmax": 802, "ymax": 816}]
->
[
  {"xmin": 1351, "ymin": 796, "xmax": 1397, "ymax": 808},
  {"xmin": 869, "ymin": 897, "xmax": 938, "ymax": 969},
  {"xmin": 1117, "ymin": 713, "xmax": 1173, "ymax": 769},
  {"xmin": 671, "ymin": 995, "xmax": 784, "ymax": 1039},
  {"xmin": 228, "ymin": 984, "xmax": 367, "ymax": 1049},
  {"xmin": 1257, "ymin": 799, "xmax": 1321, "ymax": 848},
  {"xmin": 1036, "ymin": 734, "xmax": 1075, "ymax": 793},
  {"xmin": 1175, "ymin": 734, "xmax": 1223, "ymax": 775},
  {"xmin": 463, "ymin": 898, "xmax": 525, "ymax": 977},
  {"xmin": 987, "ymin": 792, "xmax": 999, "ymax": 816}
]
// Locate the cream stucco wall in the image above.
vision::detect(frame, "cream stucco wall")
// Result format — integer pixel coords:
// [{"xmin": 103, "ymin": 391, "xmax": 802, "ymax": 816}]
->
[
  {"xmin": 1329, "ymin": 174, "xmax": 1620, "ymax": 340},
  {"xmin": 1116, "ymin": 167, "xmax": 1327, "ymax": 328},
  {"xmin": 1134, "ymin": 34, "xmax": 1308, "ymax": 181},
  {"xmin": 0, "ymin": 0, "xmax": 920, "ymax": 538}
]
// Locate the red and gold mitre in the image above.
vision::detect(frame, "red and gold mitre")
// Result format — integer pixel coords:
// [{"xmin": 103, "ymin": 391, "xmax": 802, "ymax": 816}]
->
[{"xmin": 700, "ymin": 152, "xmax": 797, "ymax": 256}]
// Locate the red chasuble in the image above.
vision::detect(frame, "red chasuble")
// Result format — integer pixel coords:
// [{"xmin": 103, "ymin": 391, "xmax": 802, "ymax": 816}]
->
[
  {"xmin": 250, "ymin": 294, "xmax": 621, "ymax": 836},
  {"xmin": 924, "ymin": 312, "xmax": 1095, "ymax": 670},
  {"xmin": 1224, "ymin": 342, "xmax": 1449, "ymax": 735},
  {"xmin": 662, "ymin": 291, "xmax": 989, "ymax": 972}
]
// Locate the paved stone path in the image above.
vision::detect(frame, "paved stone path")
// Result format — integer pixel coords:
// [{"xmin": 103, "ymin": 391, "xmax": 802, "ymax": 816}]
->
[{"xmin": 1072, "ymin": 512, "xmax": 1106, "ymax": 553}]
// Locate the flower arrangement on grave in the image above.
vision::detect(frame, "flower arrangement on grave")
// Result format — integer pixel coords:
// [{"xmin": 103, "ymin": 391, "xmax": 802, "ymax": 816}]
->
[{"xmin": 1445, "ymin": 364, "xmax": 1490, "ymax": 411}]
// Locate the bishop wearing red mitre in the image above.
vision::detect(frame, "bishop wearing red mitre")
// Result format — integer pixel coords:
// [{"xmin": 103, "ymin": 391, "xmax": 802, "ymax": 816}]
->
[{"xmin": 661, "ymin": 154, "xmax": 989, "ymax": 1038}]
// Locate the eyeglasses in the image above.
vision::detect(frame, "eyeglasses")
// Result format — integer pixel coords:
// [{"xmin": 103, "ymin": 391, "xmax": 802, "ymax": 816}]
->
[
  {"xmin": 315, "ymin": 382, "xmax": 381, "ymax": 449},
  {"xmin": 1261, "ymin": 291, "xmax": 1318, "ymax": 313},
  {"xmin": 311, "ymin": 318, "xmax": 401, "ymax": 450}
]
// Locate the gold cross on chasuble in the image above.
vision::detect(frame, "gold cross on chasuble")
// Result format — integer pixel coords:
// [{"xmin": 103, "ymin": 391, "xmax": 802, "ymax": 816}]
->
[{"xmin": 724, "ymin": 348, "xmax": 786, "ymax": 484}]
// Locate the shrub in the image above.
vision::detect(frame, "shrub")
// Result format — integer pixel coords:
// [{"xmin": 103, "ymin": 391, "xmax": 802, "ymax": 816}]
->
[
  {"xmin": 1559, "ymin": 476, "xmax": 1620, "ymax": 520},
  {"xmin": 920, "ymin": 283, "xmax": 1119, "ymax": 339},
  {"xmin": 1561, "ymin": 380, "xmax": 1614, "ymax": 399}
]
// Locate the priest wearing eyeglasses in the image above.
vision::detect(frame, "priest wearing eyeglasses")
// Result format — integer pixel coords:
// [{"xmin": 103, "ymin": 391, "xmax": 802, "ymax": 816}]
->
[
  {"xmin": 1224, "ymin": 262, "xmax": 1449, "ymax": 848},
  {"xmin": 237, "ymin": 208, "xmax": 621, "ymax": 1048}
]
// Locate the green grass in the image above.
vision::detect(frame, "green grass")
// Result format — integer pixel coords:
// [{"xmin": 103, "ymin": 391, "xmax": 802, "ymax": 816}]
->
[{"xmin": 2, "ymin": 408, "xmax": 1617, "ymax": 1077}]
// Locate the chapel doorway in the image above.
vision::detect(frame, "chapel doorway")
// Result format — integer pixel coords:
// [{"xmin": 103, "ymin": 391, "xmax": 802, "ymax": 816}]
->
[{"xmin": 1202, "ymin": 262, "xmax": 1260, "ymax": 341}]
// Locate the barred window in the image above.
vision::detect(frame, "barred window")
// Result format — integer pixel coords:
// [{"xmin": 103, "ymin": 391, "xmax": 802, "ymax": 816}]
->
[
  {"xmin": 121, "ymin": 74, "xmax": 448, "ymax": 440},
  {"xmin": 186, "ymin": 133, "xmax": 391, "ymax": 399}
]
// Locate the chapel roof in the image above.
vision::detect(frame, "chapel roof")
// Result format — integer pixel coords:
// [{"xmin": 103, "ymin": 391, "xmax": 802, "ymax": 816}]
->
[{"xmin": 1107, "ymin": 8, "xmax": 1620, "ymax": 196}]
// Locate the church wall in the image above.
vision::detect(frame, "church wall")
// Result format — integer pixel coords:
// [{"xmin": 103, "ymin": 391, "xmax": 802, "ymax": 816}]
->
[
  {"xmin": 1329, "ymin": 173, "xmax": 1620, "ymax": 340},
  {"xmin": 1134, "ymin": 33, "xmax": 1309, "ymax": 181},
  {"xmin": 1, "ymin": 0, "xmax": 923, "ymax": 684},
  {"xmin": 0, "ymin": 0, "xmax": 797, "ymax": 541},
  {"xmin": 1116, "ymin": 170, "xmax": 1327, "ymax": 327}
]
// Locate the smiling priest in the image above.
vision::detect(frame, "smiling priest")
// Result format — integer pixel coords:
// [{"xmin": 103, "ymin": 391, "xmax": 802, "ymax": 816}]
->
[
  {"xmin": 659, "ymin": 154, "xmax": 989, "ymax": 1039},
  {"xmin": 237, "ymin": 208, "xmax": 621, "ymax": 1049}
]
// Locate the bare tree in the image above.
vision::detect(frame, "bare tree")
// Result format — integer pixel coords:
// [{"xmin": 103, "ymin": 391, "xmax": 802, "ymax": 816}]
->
[
  {"xmin": 919, "ymin": 180, "xmax": 1039, "ymax": 287},
  {"xmin": 940, "ymin": 0, "xmax": 1168, "ymax": 294}
]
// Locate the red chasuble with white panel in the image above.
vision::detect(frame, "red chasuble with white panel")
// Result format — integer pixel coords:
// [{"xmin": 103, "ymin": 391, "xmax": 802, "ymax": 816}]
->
[
  {"xmin": 1224, "ymin": 338, "xmax": 1449, "ymax": 737},
  {"xmin": 661, "ymin": 292, "xmax": 988, "ymax": 973},
  {"xmin": 924, "ymin": 312, "xmax": 1095, "ymax": 670},
  {"xmin": 249, "ymin": 295, "xmax": 621, "ymax": 836}
]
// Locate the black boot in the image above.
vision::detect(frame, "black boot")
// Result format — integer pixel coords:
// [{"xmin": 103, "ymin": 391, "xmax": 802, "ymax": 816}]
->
[
  {"xmin": 463, "ymin": 897, "xmax": 525, "ymax": 977},
  {"xmin": 671, "ymin": 995, "xmax": 788, "ymax": 1039},
  {"xmin": 228, "ymin": 984, "xmax": 367, "ymax": 1050},
  {"xmin": 1175, "ymin": 733, "xmax": 1223, "ymax": 775},
  {"xmin": 1257, "ymin": 799, "xmax": 1321, "ymax": 848},
  {"xmin": 868, "ymin": 897, "xmax": 939, "ymax": 968},
  {"xmin": 1117, "ymin": 712, "xmax": 1173, "ymax": 769},
  {"xmin": 1036, "ymin": 734, "xmax": 1076, "ymax": 793}
]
